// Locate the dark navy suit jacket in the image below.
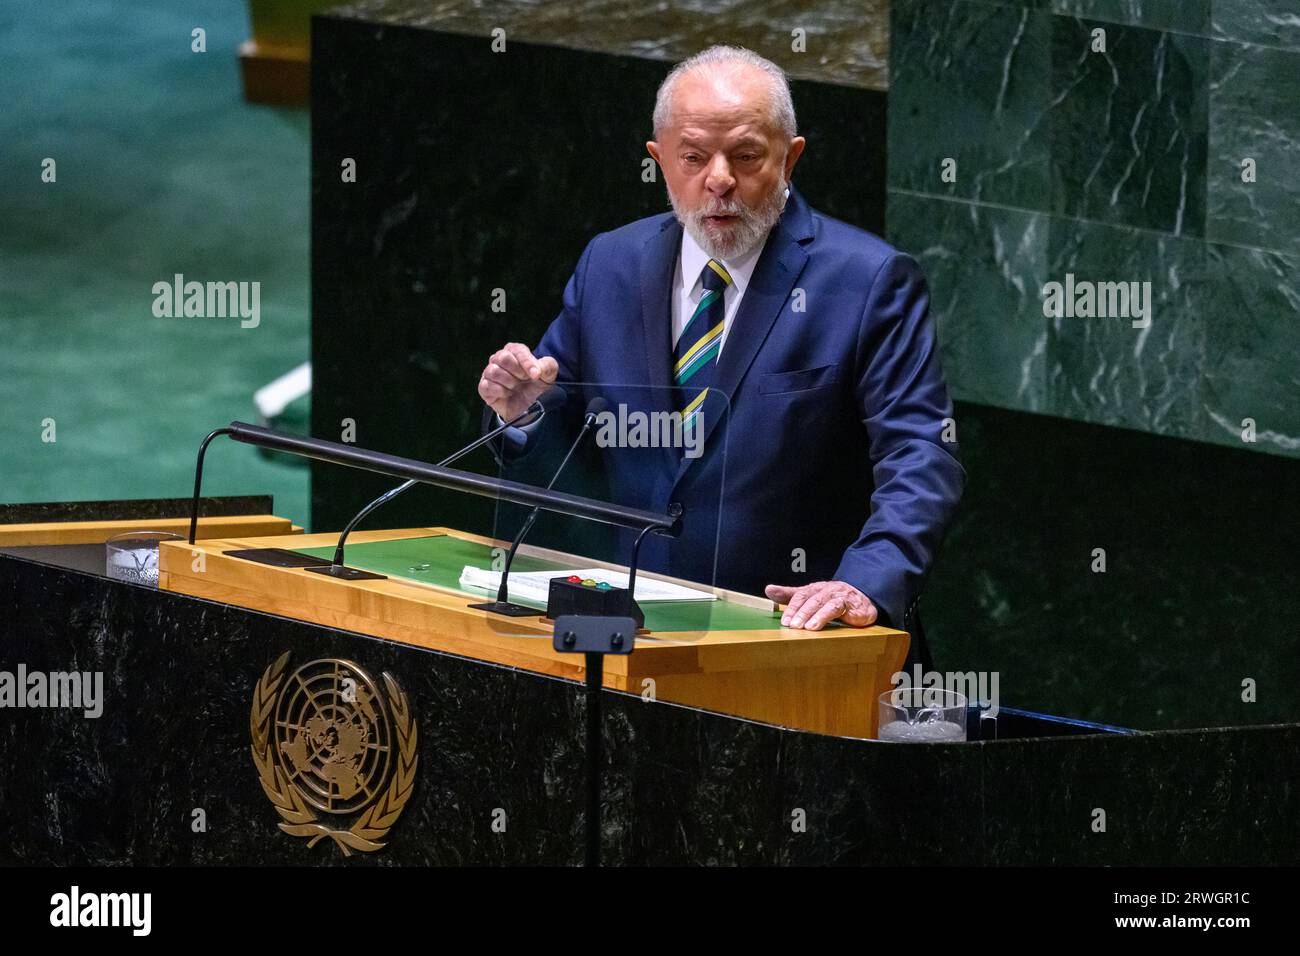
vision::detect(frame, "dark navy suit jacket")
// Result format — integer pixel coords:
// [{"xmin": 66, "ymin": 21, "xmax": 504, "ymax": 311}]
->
[{"xmin": 497, "ymin": 186, "xmax": 964, "ymax": 629}]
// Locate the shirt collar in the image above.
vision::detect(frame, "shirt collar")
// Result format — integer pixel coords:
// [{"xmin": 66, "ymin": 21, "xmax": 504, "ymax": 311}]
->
[{"xmin": 679, "ymin": 219, "xmax": 771, "ymax": 299}]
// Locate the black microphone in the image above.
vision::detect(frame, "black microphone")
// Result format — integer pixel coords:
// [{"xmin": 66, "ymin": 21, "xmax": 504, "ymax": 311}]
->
[
  {"xmin": 469, "ymin": 396, "xmax": 609, "ymax": 616},
  {"xmin": 322, "ymin": 385, "xmax": 569, "ymax": 575}
]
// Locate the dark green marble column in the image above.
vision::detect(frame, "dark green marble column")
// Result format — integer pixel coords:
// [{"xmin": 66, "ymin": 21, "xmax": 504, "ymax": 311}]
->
[{"xmin": 888, "ymin": 0, "xmax": 1300, "ymax": 730}]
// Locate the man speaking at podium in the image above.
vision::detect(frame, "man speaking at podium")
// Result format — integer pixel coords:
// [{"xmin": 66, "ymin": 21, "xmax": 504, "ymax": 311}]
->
[{"xmin": 478, "ymin": 46, "xmax": 964, "ymax": 646}]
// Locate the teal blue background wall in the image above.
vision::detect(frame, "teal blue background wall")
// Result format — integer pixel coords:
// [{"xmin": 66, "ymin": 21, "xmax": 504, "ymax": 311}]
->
[{"xmin": 0, "ymin": 0, "xmax": 312, "ymax": 526}]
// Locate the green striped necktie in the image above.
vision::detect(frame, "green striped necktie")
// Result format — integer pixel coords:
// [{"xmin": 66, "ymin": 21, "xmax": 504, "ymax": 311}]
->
[{"xmin": 673, "ymin": 258, "xmax": 732, "ymax": 430}]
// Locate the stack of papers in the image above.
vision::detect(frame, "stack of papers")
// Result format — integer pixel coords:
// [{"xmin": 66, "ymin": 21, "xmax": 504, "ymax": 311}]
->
[{"xmin": 459, "ymin": 566, "xmax": 717, "ymax": 605}]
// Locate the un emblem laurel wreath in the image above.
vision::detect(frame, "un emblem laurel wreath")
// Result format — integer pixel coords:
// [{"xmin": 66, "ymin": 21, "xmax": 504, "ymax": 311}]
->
[{"xmin": 250, "ymin": 652, "xmax": 418, "ymax": 856}]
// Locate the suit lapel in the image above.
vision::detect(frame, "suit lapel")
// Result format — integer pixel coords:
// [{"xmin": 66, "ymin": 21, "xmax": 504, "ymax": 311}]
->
[
  {"xmin": 639, "ymin": 218, "xmax": 681, "ymax": 402},
  {"xmin": 636, "ymin": 217, "xmax": 684, "ymax": 479}
]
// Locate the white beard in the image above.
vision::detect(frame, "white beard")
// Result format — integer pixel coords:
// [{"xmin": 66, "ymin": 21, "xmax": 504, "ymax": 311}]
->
[{"xmin": 669, "ymin": 177, "xmax": 789, "ymax": 260}]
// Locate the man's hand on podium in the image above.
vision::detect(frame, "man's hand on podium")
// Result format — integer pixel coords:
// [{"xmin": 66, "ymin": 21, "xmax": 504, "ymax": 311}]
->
[
  {"xmin": 479, "ymin": 343, "xmax": 560, "ymax": 422},
  {"xmin": 765, "ymin": 581, "xmax": 878, "ymax": 630}
]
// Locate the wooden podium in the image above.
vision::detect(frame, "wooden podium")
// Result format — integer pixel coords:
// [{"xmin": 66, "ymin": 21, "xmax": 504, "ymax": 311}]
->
[{"xmin": 160, "ymin": 526, "xmax": 909, "ymax": 739}]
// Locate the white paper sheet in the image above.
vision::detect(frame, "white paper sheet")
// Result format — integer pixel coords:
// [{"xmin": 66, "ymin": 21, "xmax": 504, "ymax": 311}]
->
[{"xmin": 459, "ymin": 566, "xmax": 717, "ymax": 604}]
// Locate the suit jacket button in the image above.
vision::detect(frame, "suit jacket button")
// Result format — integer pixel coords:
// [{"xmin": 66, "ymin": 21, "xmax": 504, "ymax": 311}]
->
[{"xmin": 667, "ymin": 502, "xmax": 684, "ymax": 518}]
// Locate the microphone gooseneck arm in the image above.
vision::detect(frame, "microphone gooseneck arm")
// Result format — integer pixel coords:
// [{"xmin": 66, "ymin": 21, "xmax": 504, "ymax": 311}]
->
[
  {"xmin": 495, "ymin": 404, "xmax": 601, "ymax": 604},
  {"xmin": 185, "ymin": 404, "xmax": 678, "ymax": 583},
  {"xmin": 330, "ymin": 390, "xmax": 564, "ymax": 567},
  {"xmin": 187, "ymin": 427, "xmax": 234, "ymax": 545}
]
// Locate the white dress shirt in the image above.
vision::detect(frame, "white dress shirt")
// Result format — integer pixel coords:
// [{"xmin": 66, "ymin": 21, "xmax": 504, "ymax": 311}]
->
[{"xmin": 672, "ymin": 226, "xmax": 768, "ymax": 355}]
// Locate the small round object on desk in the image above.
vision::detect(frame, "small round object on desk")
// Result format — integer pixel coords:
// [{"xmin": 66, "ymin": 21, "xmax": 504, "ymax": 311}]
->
[
  {"xmin": 567, "ymin": 575, "xmax": 583, "ymax": 583},
  {"xmin": 581, "ymin": 578, "xmax": 597, "ymax": 587},
  {"xmin": 596, "ymin": 582, "xmax": 611, "ymax": 590}
]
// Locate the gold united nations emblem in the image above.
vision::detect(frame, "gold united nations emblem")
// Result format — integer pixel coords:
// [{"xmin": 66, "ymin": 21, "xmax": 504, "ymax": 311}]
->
[{"xmin": 250, "ymin": 653, "xmax": 418, "ymax": 855}]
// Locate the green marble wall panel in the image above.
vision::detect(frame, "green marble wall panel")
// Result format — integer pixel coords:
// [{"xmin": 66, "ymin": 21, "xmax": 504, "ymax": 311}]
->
[
  {"xmin": 1206, "ymin": 40, "xmax": 1300, "ymax": 251},
  {"xmin": 1045, "ymin": 219, "xmax": 1205, "ymax": 438},
  {"xmin": 1197, "ymin": 244, "xmax": 1300, "ymax": 455},
  {"xmin": 1048, "ymin": 17, "xmax": 1208, "ymax": 236},
  {"xmin": 962, "ymin": 1, "xmax": 1050, "ymax": 9},
  {"xmin": 924, "ymin": 402, "xmax": 1300, "ymax": 731},
  {"xmin": 889, "ymin": 0, "xmax": 1051, "ymax": 207},
  {"xmin": 888, "ymin": 191, "xmax": 1051, "ymax": 411},
  {"xmin": 1210, "ymin": 0, "xmax": 1300, "ymax": 49},
  {"xmin": 890, "ymin": 0, "xmax": 1299, "ymax": 460},
  {"xmin": 1049, "ymin": 0, "xmax": 1209, "ymax": 34}
]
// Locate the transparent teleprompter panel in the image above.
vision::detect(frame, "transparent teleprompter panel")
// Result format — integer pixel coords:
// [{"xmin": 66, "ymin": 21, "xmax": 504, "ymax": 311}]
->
[{"xmin": 472, "ymin": 379, "xmax": 741, "ymax": 639}]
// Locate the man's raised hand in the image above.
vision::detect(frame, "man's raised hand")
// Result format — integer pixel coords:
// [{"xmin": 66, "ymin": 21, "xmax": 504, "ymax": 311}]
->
[{"xmin": 478, "ymin": 343, "xmax": 559, "ymax": 422}]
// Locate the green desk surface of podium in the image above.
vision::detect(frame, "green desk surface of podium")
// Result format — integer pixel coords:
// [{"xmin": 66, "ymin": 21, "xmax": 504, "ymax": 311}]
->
[{"xmin": 294, "ymin": 533, "xmax": 784, "ymax": 633}]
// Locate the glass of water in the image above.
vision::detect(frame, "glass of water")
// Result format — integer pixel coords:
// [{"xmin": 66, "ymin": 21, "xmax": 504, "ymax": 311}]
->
[
  {"xmin": 877, "ymin": 687, "xmax": 967, "ymax": 742},
  {"xmin": 105, "ymin": 531, "xmax": 182, "ymax": 587}
]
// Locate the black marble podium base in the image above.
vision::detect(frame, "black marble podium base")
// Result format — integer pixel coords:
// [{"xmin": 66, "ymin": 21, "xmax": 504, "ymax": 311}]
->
[{"xmin": 1, "ymin": 510, "xmax": 1296, "ymax": 865}]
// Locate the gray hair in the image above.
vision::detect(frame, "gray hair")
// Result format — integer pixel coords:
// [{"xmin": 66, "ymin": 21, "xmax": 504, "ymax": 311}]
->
[{"xmin": 652, "ymin": 45, "xmax": 797, "ymax": 140}]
